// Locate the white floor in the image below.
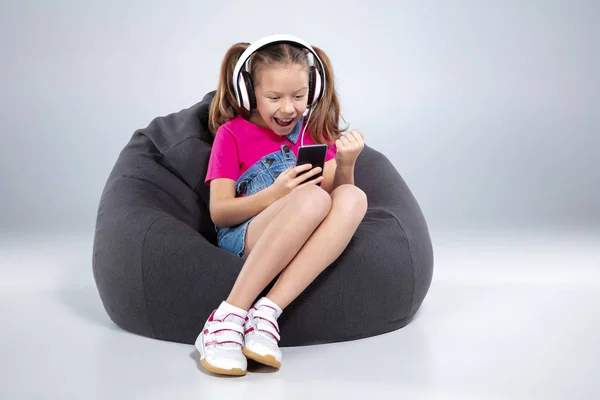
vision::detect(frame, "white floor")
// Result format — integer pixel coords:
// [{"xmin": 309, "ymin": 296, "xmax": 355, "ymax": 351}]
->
[{"xmin": 1, "ymin": 229, "xmax": 599, "ymax": 399}]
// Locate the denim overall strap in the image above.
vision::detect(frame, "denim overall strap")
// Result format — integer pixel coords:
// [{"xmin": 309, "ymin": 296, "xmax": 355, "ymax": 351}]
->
[{"xmin": 285, "ymin": 118, "xmax": 303, "ymax": 144}]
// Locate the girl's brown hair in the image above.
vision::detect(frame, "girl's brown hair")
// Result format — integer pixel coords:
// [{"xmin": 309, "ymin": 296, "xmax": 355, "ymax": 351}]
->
[{"xmin": 208, "ymin": 41, "xmax": 346, "ymax": 144}]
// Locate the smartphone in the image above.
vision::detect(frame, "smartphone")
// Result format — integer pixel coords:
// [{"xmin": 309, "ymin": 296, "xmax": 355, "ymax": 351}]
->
[{"xmin": 296, "ymin": 144, "xmax": 328, "ymax": 184}]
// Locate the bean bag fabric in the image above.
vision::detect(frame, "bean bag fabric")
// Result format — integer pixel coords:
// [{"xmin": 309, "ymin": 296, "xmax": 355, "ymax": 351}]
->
[{"xmin": 92, "ymin": 91, "xmax": 434, "ymax": 346}]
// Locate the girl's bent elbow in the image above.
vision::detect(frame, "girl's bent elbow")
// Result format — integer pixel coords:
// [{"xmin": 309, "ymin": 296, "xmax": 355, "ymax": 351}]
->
[{"xmin": 209, "ymin": 207, "xmax": 224, "ymax": 228}]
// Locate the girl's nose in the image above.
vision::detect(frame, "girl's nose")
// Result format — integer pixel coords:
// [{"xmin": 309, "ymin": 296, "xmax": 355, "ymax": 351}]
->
[{"xmin": 280, "ymin": 98, "xmax": 294, "ymax": 114}]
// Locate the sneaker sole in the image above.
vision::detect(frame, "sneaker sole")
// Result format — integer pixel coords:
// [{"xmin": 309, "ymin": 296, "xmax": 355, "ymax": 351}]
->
[
  {"xmin": 200, "ymin": 359, "xmax": 246, "ymax": 376},
  {"xmin": 242, "ymin": 346, "xmax": 281, "ymax": 369}
]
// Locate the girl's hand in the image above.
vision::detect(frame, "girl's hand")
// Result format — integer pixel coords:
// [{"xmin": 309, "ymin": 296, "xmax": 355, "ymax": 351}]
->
[
  {"xmin": 269, "ymin": 164, "xmax": 323, "ymax": 199},
  {"xmin": 335, "ymin": 130, "xmax": 365, "ymax": 168}
]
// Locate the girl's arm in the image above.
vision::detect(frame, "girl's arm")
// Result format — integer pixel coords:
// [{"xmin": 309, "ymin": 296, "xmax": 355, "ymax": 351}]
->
[
  {"xmin": 321, "ymin": 158, "xmax": 355, "ymax": 193},
  {"xmin": 209, "ymin": 178, "xmax": 278, "ymax": 228},
  {"xmin": 319, "ymin": 159, "xmax": 338, "ymax": 193},
  {"xmin": 332, "ymin": 162, "xmax": 355, "ymax": 188},
  {"xmin": 321, "ymin": 130, "xmax": 364, "ymax": 193}
]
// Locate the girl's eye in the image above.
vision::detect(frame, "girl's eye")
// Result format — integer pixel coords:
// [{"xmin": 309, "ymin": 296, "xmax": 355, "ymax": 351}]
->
[{"xmin": 268, "ymin": 95, "xmax": 304, "ymax": 100}]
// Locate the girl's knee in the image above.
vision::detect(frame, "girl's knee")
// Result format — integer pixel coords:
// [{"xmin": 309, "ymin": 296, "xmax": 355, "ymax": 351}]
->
[
  {"xmin": 293, "ymin": 185, "xmax": 332, "ymax": 217},
  {"xmin": 332, "ymin": 184, "xmax": 368, "ymax": 216}
]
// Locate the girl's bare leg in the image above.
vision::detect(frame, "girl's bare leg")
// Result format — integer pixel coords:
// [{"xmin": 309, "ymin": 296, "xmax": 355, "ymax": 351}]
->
[
  {"xmin": 266, "ymin": 184, "xmax": 367, "ymax": 309},
  {"xmin": 226, "ymin": 184, "xmax": 331, "ymax": 310}
]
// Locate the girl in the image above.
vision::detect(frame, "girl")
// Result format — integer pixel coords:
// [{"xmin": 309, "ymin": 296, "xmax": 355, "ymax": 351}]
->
[{"xmin": 195, "ymin": 34, "xmax": 368, "ymax": 376}]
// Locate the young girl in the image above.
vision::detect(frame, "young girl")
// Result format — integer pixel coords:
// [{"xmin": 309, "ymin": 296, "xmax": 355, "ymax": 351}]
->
[{"xmin": 195, "ymin": 34, "xmax": 368, "ymax": 376}]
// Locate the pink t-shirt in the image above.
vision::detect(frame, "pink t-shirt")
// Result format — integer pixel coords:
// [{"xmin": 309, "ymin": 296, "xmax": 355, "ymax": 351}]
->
[{"xmin": 205, "ymin": 115, "xmax": 337, "ymax": 185}]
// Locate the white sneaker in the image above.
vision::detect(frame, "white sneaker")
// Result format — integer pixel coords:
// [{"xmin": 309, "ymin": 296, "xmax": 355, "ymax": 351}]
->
[
  {"xmin": 243, "ymin": 304, "xmax": 282, "ymax": 369},
  {"xmin": 195, "ymin": 309, "xmax": 247, "ymax": 376}
]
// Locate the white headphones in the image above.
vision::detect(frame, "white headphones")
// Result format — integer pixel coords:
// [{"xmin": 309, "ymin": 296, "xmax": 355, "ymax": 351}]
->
[{"xmin": 232, "ymin": 34, "xmax": 326, "ymax": 113}]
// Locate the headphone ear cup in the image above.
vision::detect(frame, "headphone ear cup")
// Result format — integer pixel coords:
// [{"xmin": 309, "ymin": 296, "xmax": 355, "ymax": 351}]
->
[
  {"xmin": 307, "ymin": 66, "xmax": 316, "ymax": 107},
  {"xmin": 238, "ymin": 70, "xmax": 257, "ymax": 112},
  {"xmin": 312, "ymin": 64, "xmax": 324, "ymax": 104}
]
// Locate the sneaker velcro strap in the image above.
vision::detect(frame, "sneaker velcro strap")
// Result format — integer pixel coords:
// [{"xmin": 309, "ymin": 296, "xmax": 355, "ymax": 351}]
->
[
  {"xmin": 252, "ymin": 312, "xmax": 280, "ymax": 341},
  {"xmin": 255, "ymin": 321, "xmax": 281, "ymax": 341},
  {"xmin": 252, "ymin": 310, "xmax": 280, "ymax": 332},
  {"xmin": 205, "ymin": 337, "xmax": 244, "ymax": 347},
  {"xmin": 207, "ymin": 322, "xmax": 244, "ymax": 336}
]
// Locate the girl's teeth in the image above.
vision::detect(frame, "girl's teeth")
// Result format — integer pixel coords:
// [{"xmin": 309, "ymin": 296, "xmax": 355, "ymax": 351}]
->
[{"xmin": 275, "ymin": 118, "xmax": 293, "ymax": 127}]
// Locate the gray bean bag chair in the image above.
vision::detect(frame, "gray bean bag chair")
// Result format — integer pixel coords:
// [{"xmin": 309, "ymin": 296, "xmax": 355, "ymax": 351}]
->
[{"xmin": 92, "ymin": 91, "xmax": 434, "ymax": 347}]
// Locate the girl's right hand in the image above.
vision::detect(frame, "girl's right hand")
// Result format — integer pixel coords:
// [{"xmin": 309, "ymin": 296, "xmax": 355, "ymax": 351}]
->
[{"xmin": 270, "ymin": 164, "xmax": 323, "ymax": 199}]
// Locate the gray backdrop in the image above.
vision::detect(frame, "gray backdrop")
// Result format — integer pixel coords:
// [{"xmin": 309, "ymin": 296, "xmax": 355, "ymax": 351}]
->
[{"xmin": 1, "ymin": 0, "xmax": 598, "ymax": 235}]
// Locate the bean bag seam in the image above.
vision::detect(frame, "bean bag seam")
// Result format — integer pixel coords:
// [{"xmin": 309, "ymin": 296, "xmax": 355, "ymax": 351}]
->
[
  {"xmin": 162, "ymin": 136, "xmax": 207, "ymax": 192},
  {"xmin": 96, "ymin": 164, "xmax": 148, "ymax": 205},
  {"xmin": 140, "ymin": 215, "xmax": 171, "ymax": 339},
  {"xmin": 382, "ymin": 209, "xmax": 416, "ymax": 313},
  {"xmin": 165, "ymin": 135, "xmax": 202, "ymax": 151}
]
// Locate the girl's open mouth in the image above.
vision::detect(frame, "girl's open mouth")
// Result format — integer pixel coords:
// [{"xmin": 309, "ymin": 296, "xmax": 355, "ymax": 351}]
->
[{"xmin": 274, "ymin": 117, "xmax": 294, "ymax": 127}]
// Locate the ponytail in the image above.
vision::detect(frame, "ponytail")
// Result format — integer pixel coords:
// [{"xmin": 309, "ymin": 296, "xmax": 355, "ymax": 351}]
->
[
  {"xmin": 208, "ymin": 42, "xmax": 250, "ymax": 135},
  {"xmin": 306, "ymin": 45, "xmax": 347, "ymax": 145}
]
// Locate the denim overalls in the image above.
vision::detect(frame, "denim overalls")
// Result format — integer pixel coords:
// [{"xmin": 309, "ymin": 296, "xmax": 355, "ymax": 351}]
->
[{"xmin": 216, "ymin": 119, "xmax": 303, "ymax": 257}]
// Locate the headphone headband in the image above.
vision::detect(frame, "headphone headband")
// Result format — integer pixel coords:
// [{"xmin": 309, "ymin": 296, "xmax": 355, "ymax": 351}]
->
[{"xmin": 232, "ymin": 34, "xmax": 326, "ymax": 110}]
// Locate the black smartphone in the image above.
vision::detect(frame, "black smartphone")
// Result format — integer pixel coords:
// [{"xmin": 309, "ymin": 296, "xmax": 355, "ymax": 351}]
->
[{"xmin": 296, "ymin": 144, "xmax": 328, "ymax": 184}]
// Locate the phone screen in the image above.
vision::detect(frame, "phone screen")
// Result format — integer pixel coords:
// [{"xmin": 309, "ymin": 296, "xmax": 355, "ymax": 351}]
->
[{"xmin": 295, "ymin": 144, "xmax": 328, "ymax": 183}]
